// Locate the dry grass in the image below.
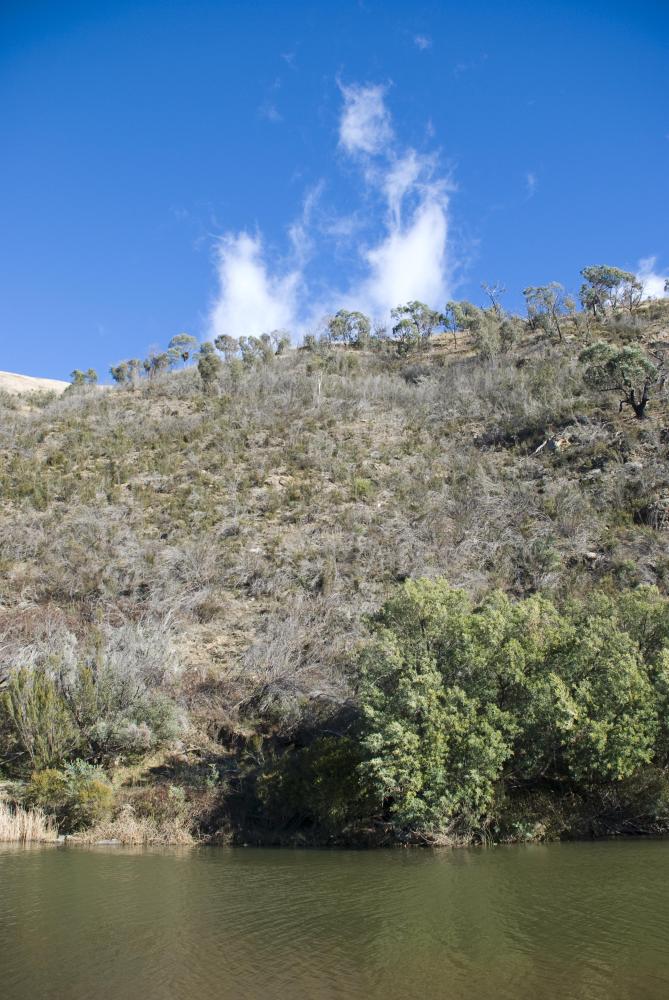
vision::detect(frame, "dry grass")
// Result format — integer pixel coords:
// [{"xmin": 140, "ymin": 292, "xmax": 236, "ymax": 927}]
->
[
  {"xmin": 0, "ymin": 800, "xmax": 58, "ymax": 842},
  {"xmin": 73, "ymin": 806, "xmax": 194, "ymax": 845}
]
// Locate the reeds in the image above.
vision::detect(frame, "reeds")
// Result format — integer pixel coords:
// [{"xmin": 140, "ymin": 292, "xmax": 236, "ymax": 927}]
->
[
  {"xmin": 73, "ymin": 807, "xmax": 194, "ymax": 846},
  {"xmin": 0, "ymin": 801, "xmax": 58, "ymax": 842}
]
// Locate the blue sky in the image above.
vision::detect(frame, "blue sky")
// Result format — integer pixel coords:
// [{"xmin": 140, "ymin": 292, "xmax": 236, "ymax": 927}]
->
[{"xmin": 1, "ymin": 0, "xmax": 668, "ymax": 380}]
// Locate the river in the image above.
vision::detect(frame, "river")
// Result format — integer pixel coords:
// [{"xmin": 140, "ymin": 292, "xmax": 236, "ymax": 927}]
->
[{"xmin": 1, "ymin": 840, "xmax": 668, "ymax": 999}]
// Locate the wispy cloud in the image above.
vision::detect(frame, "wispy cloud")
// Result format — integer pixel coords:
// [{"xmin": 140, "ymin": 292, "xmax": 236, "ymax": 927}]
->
[
  {"xmin": 338, "ymin": 81, "xmax": 393, "ymax": 156},
  {"xmin": 288, "ymin": 181, "xmax": 325, "ymax": 265},
  {"xmin": 637, "ymin": 256, "xmax": 669, "ymax": 299},
  {"xmin": 336, "ymin": 82, "xmax": 452, "ymax": 320},
  {"xmin": 208, "ymin": 81, "xmax": 455, "ymax": 339},
  {"xmin": 414, "ymin": 34, "xmax": 432, "ymax": 51},
  {"xmin": 525, "ymin": 171, "xmax": 537, "ymax": 198}
]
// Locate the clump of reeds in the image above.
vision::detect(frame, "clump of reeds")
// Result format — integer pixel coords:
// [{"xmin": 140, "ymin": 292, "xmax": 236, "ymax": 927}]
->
[
  {"xmin": 0, "ymin": 800, "xmax": 58, "ymax": 842},
  {"xmin": 72, "ymin": 806, "xmax": 194, "ymax": 846}
]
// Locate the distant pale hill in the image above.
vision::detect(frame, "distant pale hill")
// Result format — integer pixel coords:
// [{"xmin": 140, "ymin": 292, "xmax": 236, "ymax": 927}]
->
[{"xmin": 0, "ymin": 370, "xmax": 70, "ymax": 395}]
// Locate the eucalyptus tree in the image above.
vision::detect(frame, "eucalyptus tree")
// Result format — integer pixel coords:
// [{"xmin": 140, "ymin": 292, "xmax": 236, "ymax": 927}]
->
[
  {"xmin": 197, "ymin": 342, "xmax": 223, "ymax": 392},
  {"xmin": 391, "ymin": 301, "xmax": 441, "ymax": 353},
  {"xmin": 443, "ymin": 301, "xmax": 482, "ymax": 348},
  {"xmin": 580, "ymin": 341, "xmax": 666, "ymax": 419},
  {"xmin": 327, "ymin": 310, "xmax": 371, "ymax": 347},
  {"xmin": 214, "ymin": 334, "xmax": 240, "ymax": 361},
  {"xmin": 167, "ymin": 333, "xmax": 198, "ymax": 368},
  {"xmin": 143, "ymin": 352, "xmax": 169, "ymax": 378},
  {"xmin": 580, "ymin": 265, "xmax": 643, "ymax": 317},
  {"xmin": 270, "ymin": 330, "xmax": 291, "ymax": 355},
  {"xmin": 110, "ymin": 361, "xmax": 130, "ymax": 385},
  {"xmin": 481, "ymin": 281, "xmax": 506, "ymax": 317},
  {"xmin": 523, "ymin": 282, "xmax": 571, "ymax": 341}
]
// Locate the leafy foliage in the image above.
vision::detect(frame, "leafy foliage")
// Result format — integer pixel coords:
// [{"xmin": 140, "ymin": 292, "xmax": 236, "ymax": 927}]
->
[
  {"xmin": 580, "ymin": 341, "xmax": 665, "ymax": 418},
  {"xmin": 327, "ymin": 310, "xmax": 371, "ymax": 347},
  {"xmin": 24, "ymin": 761, "xmax": 114, "ymax": 832},
  {"xmin": 580, "ymin": 265, "xmax": 643, "ymax": 316},
  {"xmin": 391, "ymin": 301, "xmax": 441, "ymax": 353},
  {"xmin": 284, "ymin": 581, "xmax": 669, "ymax": 841}
]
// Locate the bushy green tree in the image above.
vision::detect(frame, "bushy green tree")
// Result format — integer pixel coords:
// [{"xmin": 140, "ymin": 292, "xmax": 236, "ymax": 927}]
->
[
  {"xmin": 391, "ymin": 301, "xmax": 441, "ymax": 353},
  {"xmin": 327, "ymin": 310, "xmax": 371, "ymax": 348},
  {"xmin": 109, "ymin": 361, "xmax": 130, "ymax": 384},
  {"xmin": 214, "ymin": 334, "xmax": 240, "ymax": 361},
  {"xmin": 24, "ymin": 761, "xmax": 114, "ymax": 832},
  {"xmin": 523, "ymin": 282, "xmax": 571, "ymax": 341},
  {"xmin": 167, "ymin": 333, "xmax": 198, "ymax": 368},
  {"xmin": 442, "ymin": 301, "xmax": 482, "ymax": 348},
  {"xmin": 197, "ymin": 342, "xmax": 223, "ymax": 392},
  {"xmin": 580, "ymin": 265, "xmax": 643, "ymax": 316},
  {"xmin": 580, "ymin": 341, "xmax": 666, "ymax": 418},
  {"xmin": 350, "ymin": 580, "xmax": 669, "ymax": 838},
  {"xmin": 356, "ymin": 582, "xmax": 516, "ymax": 834}
]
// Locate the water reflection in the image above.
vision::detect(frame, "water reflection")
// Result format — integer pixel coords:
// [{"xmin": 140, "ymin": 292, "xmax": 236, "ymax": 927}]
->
[{"xmin": 1, "ymin": 841, "xmax": 668, "ymax": 999}]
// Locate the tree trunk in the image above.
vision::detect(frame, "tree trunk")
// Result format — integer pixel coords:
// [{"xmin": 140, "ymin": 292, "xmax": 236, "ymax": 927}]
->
[{"xmin": 630, "ymin": 385, "xmax": 649, "ymax": 419}]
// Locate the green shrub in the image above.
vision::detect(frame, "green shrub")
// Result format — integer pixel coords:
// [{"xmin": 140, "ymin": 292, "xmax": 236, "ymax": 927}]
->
[
  {"xmin": 351, "ymin": 580, "xmax": 669, "ymax": 839},
  {"xmin": 24, "ymin": 768, "xmax": 69, "ymax": 814},
  {"xmin": 24, "ymin": 762, "xmax": 114, "ymax": 832},
  {"xmin": 63, "ymin": 762, "xmax": 114, "ymax": 830},
  {"xmin": 351, "ymin": 477, "xmax": 375, "ymax": 501},
  {"xmin": 1, "ymin": 668, "xmax": 78, "ymax": 772}
]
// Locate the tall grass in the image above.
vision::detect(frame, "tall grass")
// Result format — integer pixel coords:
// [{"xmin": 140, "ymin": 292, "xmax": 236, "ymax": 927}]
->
[
  {"xmin": 0, "ymin": 800, "xmax": 58, "ymax": 842},
  {"xmin": 73, "ymin": 806, "xmax": 194, "ymax": 845}
]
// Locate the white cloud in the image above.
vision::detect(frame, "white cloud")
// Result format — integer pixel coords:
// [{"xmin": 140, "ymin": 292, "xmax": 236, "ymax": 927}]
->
[
  {"xmin": 382, "ymin": 150, "xmax": 426, "ymax": 226},
  {"xmin": 525, "ymin": 171, "xmax": 537, "ymax": 197},
  {"xmin": 208, "ymin": 81, "xmax": 454, "ymax": 339},
  {"xmin": 209, "ymin": 233, "xmax": 300, "ymax": 339},
  {"xmin": 338, "ymin": 82, "xmax": 393, "ymax": 156},
  {"xmin": 338, "ymin": 86, "xmax": 452, "ymax": 319},
  {"xmin": 354, "ymin": 193, "xmax": 449, "ymax": 317},
  {"xmin": 414, "ymin": 34, "xmax": 432, "ymax": 51},
  {"xmin": 637, "ymin": 256, "xmax": 668, "ymax": 299}
]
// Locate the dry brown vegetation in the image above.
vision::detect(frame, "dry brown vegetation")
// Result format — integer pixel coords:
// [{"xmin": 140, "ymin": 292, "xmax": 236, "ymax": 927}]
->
[
  {"xmin": 0, "ymin": 799, "xmax": 58, "ymax": 842},
  {"xmin": 2, "ymin": 296, "xmax": 669, "ymax": 841}
]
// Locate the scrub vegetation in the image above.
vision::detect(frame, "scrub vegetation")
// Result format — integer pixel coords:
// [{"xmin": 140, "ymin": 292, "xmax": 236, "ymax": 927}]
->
[{"xmin": 2, "ymin": 266, "xmax": 669, "ymax": 845}]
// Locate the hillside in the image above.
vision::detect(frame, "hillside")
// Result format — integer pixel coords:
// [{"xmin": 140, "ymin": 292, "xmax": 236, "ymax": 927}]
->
[
  {"xmin": 0, "ymin": 371, "xmax": 70, "ymax": 396},
  {"xmin": 2, "ymin": 293, "xmax": 669, "ymax": 845}
]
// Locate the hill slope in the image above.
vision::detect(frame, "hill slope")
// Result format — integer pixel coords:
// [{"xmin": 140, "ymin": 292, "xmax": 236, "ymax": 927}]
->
[
  {"xmin": 2, "ymin": 297, "xmax": 669, "ymax": 844},
  {"xmin": 0, "ymin": 371, "xmax": 69, "ymax": 396}
]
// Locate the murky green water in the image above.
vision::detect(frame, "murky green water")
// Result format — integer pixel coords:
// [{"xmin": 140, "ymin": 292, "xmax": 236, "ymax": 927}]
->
[{"xmin": 1, "ymin": 841, "xmax": 668, "ymax": 999}]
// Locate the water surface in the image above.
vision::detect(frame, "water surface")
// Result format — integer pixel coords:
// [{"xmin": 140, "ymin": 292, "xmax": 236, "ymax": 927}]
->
[{"xmin": 1, "ymin": 841, "xmax": 668, "ymax": 999}]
